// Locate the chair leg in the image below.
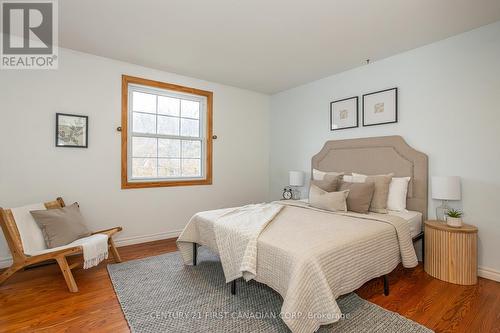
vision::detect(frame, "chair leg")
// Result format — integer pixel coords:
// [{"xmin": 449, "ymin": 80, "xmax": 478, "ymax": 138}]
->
[
  {"xmin": 0, "ymin": 265, "xmax": 22, "ymax": 285},
  {"xmin": 56, "ymin": 256, "xmax": 78, "ymax": 293},
  {"xmin": 109, "ymin": 238, "xmax": 122, "ymax": 263}
]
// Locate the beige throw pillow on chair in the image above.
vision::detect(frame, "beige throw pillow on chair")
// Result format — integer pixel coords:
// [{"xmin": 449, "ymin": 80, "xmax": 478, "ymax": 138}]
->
[{"xmin": 30, "ymin": 203, "xmax": 91, "ymax": 248}]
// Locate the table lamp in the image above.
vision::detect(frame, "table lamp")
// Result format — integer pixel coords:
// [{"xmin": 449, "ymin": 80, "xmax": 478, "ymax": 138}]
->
[
  {"xmin": 432, "ymin": 176, "xmax": 461, "ymax": 221},
  {"xmin": 289, "ymin": 171, "xmax": 305, "ymax": 200}
]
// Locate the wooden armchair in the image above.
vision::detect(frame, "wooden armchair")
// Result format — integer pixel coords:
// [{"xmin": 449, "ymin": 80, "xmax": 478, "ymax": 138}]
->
[{"xmin": 0, "ymin": 197, "xmax": 122, "ymax": 292}]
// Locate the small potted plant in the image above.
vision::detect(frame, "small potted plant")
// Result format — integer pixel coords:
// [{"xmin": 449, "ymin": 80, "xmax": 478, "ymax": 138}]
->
[{"xmin": 446, "ymin": 209, "xmax": 463, "ymax": 227}]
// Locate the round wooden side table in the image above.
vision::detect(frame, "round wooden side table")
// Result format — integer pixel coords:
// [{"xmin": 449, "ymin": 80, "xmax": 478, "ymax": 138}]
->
[{"xmin": 424, "ymin": 220, "xmax": 478, "ymax": 285}]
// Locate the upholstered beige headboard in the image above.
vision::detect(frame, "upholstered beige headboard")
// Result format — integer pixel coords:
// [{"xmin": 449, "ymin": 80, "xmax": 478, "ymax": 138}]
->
[{"xmin": 312, "ymin": 136, "xmax": 428, "ymax": 219}]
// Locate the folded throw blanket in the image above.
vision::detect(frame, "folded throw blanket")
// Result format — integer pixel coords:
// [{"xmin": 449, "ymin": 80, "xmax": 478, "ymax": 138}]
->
[
  {"xmin": 69, "ymin": 234, "xmax": 109, "ymax": 269},
  {"xmin": 213, "ymin": 203, "xmax": 284, "ymax": 282}
]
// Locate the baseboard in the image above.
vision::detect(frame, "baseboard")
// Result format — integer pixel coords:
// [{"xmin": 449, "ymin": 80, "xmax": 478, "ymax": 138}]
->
[
  {"xmin": 478, "ymin": 266, "xmax": 500, "ymax": 282},
  {"xmin": 0, "ymin": 256, "xmax": 13, "ymax": 269},
  {"xmin": 0, "ymin": 229, "xmax": 182, "ymax": 269},
  {"xmin": 113, "ymin": 230, "xmax": 182, "ymax": 247}
]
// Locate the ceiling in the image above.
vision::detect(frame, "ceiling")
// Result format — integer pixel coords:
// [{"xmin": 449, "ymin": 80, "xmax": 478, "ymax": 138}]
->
[{"xmin": 59, "ymin": 0, "xmax": 500, "ymax": 94}]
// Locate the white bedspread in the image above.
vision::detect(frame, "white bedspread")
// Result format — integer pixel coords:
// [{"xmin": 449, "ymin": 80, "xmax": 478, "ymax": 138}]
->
[{"xmin": 177, "ymin": 201, "xmax": 417, "ymax": 333}]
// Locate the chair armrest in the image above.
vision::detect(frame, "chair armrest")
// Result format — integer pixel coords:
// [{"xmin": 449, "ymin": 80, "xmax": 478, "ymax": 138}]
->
[
  {"xmin": 91, "ymin": 226, "xmax": 123, "ymax": 236},
  {"xmin": 49, "ymin": 246, "xmax": 83, "ymax": 256}
]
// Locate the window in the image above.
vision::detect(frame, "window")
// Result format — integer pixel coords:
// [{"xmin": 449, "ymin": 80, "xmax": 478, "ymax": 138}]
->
[{"xmin": 121, "ymin": 75, "xmax": 213, "ymax": 188}]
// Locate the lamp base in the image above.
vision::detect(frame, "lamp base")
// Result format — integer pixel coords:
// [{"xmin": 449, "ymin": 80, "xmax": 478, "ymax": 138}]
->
[
  {"xmin": 291, "ymin": 187, "xmax": 301, "ymax": 200},
  {"xmin": 435, "ymin": 200, "xmax": 449, "ymax": 221}
]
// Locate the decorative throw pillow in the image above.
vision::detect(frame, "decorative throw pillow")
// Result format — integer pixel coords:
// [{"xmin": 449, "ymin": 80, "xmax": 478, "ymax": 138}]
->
[
  {"xmin": 309, "ymin": 184, "xmax": 349, "ymax": 212},
  {"xmin": 312, "ymin": 169, "xmax": 343, "ymax": 181},
  {"xmin": 386, "ymin": 177, "xmax": 411, "ymax": 211},
  {"xmin": 30, "ymin": 203, "xmax": 91, "ymax": 248},
  {"xmin": 338, "ymin": 181, "xmax": 375, "ymax": 214},
  {"xmin": 351, "ymin": 173, "xmax": 393, "ymax": 213},
  {"xmin": 310, "ymin": 174, "xmax": 341, "ymax": 192}
]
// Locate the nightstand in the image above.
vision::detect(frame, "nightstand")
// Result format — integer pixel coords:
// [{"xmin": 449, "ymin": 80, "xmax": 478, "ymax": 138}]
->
[{"xmin": 424, "ymin": 220, "xmax": 478, "ymax": 285}]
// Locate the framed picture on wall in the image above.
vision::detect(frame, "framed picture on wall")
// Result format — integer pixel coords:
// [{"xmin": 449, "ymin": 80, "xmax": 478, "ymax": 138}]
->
[
  {"xmin": 56, "ymin": 113, "xmax": 88, "ymax": 148},
  {"xmin": 330, "ymin": 96, "xmax": 358, "ymax": 131},
  {"xmin": 362, "ymin": 87, "xmax": 398, "ymax": 126}
]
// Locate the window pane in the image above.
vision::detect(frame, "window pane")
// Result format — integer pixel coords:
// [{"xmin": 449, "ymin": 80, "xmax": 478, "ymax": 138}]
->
[
  {"xmin": 181, "ymin": 100, "xmax": 200, "ymax": 119},
  {"xmin": 133, "ymin": 112, "xmax": 156, "ymax": 134},
  {"xmin": 158, "ymin": 158, "xmax": 181, "ymax": 177},
  {"xmin": 132, "ymin": 92, "xmax": 156, "ymax": 114},
  {"xmin": 182, "ymin": 158, "xmax": 201, "ymax": 177},
  {"xmin": 132, "ymin": 158, "xmax": 157, "ymax": 178},
  {"xmin": 132, "ymin": 137, "xmax": 157, "ymax": 157},
  {"xmin": 158, "ymin": 115, "xmax": 180, "ymax": 136},
  {"xmin": 180, "ymin": 118, "xmax": 199, "ymax": 137},
  {"xmin": 181, "ymin": 140, "xmax": 201, "ymax": 158},
  {"xmin": 158, "ymin": 139, "xmax": 180, "ymax": 158},
  {"xmin": 158, "ymin": 96, "xmax": 180, "ymax": 116}
]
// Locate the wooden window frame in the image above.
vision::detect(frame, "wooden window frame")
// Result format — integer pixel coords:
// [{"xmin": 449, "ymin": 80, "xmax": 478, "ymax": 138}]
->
[{"xmin": 121, "ymin": 75, "xmax": 213, "ymax": 189}]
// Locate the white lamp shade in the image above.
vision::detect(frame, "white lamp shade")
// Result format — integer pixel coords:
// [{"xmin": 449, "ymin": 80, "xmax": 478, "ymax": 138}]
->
[
  {"xmin": 289, "ymin": 171, "xmax": 304, "ymax": 186},
  {"xmin": 432, "ymin": 176, "xmax": 461, "ymax": 200}
]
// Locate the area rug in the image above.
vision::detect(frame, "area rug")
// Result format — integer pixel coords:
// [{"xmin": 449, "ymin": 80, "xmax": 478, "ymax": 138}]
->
[{"xmin": 108, "ymin": 247, "xmax": 433, "ymax": 333}]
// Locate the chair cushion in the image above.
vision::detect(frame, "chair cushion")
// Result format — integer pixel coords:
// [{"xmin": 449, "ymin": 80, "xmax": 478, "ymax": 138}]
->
[
  {"xmin": 30, "ymin": 203, "xmax": 91, "ymax": 249},
  {"xmin": 10, "ymin": 203, "xmax": 48, "ymax": 253}
]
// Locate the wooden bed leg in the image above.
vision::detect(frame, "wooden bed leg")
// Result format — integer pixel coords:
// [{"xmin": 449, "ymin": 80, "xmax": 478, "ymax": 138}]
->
[
  {"xmin": 109, "ymin": 238, "xmax": 122, "ymax": 263},
  {"xmin": 383, "ymin": 275, "xmax": 389, "ymax": 296},
  {"xmin": 56, "ymin": 256, "xmax": 78, "ymax": 293},
  {"xmin": 231, "ymin": 279, "xmax": 236, "ymax": 295},
  {"xmin": 193, "ymin": 243, "xmax": 197, "ymax": 266}
]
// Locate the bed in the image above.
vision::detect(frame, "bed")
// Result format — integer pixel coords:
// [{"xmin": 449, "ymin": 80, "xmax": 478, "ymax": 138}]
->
[{"xmin": 177, "ymin": 135, "xmax": 428, "ymax": 333}]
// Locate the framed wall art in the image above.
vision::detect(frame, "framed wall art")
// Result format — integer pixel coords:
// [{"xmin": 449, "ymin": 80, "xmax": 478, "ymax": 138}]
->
[
  {"xmin": 362, "ymin": 87, "xmax": 398, "ymax": 126},
  {"xmin": 330, "ymin": 96, "xmax": 358, "ymax": 131},
  {"xmin": 56, "ymin": 113, "xmax": 88, "ymax": 148}
]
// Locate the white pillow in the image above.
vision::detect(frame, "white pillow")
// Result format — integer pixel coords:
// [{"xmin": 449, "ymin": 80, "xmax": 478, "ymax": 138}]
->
[
  {"xmin": 386, "ymin": 177, "xmax": 411, "ymax": 211},
  {"xmin": 344, "ymin": 174, "xmax": 366, "ymax": 183},
  {"xmin": 352, "ymin": 173, "xmax": 410, "ymax": 211},
  {"xmin": 312, "ymin": 169, "xmax": 343, "ymax": 181}
]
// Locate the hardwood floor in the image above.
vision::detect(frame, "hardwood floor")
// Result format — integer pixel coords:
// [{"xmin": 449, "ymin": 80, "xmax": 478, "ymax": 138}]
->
[{"xmin": 0, "ymin": 238, "xmax": 499, "ymax": 333}]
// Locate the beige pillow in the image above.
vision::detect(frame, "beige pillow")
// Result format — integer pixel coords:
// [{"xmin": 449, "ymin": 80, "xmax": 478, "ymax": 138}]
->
[
  {"xmin": 309, "ymin": 184, "xmax": 349, "ymax": 212},
  {"xmin": 338, "ymin": 181, "xmax": 375, "ymax": 214},
  {"xmin": 352, "ymin": 174, "xmax": 393, "ymax": 213},
  {"xmin": 30, "ymin": 203, "xmax": 91, "ymax": 248},
  {"xmin": 310, "ymin": 174, "xmax": 341, "ymax": 192}
]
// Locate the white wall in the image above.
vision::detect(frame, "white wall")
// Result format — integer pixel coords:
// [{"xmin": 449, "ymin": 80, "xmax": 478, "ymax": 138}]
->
[
  {"xmin": 0, "ymin": 48, "xmax": 270, "ymax": 266},
  {"xmin": 270, "ymin": 22, "xmax": 500, "ymax": 276}
]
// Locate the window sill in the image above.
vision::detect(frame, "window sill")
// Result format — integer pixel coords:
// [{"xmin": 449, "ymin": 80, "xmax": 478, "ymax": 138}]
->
[{"xmin": 121, "ymin": 178, "xmax": 212, "ymax": 189}]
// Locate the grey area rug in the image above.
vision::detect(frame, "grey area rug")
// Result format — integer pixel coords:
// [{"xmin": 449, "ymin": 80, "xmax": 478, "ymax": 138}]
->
[{"xmin": 108, "ymin": 247, "xmax": 433, "ymax": 333}]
